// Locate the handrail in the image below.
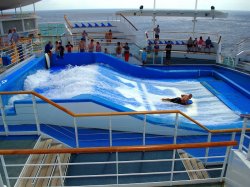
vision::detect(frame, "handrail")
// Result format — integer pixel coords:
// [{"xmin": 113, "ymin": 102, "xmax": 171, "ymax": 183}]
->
[
  {"xmin": 0, "ymin": 91, "xmax": 249, "ymax": 134},
  {"xmin": 0, "ymin": 141, "xmax": 237, "ymax": 155},
  {"xmin": 119, "ymin": 13, "xmax": 138, "ymax": 31}
]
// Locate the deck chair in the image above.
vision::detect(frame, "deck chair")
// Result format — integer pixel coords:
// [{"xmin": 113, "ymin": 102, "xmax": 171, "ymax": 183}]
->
[
  {"xmin": 159, "ymin": 40, "xmax": 164, "ymax": 44},
  {"xmin": 81, "ymin": 23, "xmax": 86, "ymax": 27},
  {"xmin": 94, "ymin": 23, "xmax": 99, "ymax": 27},
  {"xmin": 88, "ymin": 23, "xmax": 93, "ymax": 27},
  {"xmin": 107, "ymin": 22, "xmax": 112, "ymax": 27},
  {"xmin": 101, "ymin": 23, "xmax": 106, "ymax": 27},
  {"xmin": 74, "ymin": 23, "xmax": 80, "ymax": 28}
]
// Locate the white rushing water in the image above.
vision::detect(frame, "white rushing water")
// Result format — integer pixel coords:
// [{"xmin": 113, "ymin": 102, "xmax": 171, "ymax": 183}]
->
[{"xmin": 19, "ymin": 64, "xmax": 240, "ymax": 128}]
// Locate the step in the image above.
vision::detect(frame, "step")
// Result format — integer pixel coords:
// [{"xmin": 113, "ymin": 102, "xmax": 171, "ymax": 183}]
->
[
  {"xmin": 179, "ymin": 151, "xmax": 210, "ymax": 180},
  {"xmin": 49, "ymin": 153, "xmax": 71, "ymax": 186},
  {"xmin": 16, "ymin": 138, "xmax": 53, "ymax": 187},
  {"xmin": 35, "ymin": 143, "xmax": 63, "ymax": 187}
]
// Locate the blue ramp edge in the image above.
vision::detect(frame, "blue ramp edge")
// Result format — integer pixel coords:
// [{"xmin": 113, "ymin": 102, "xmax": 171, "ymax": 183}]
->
[{"xmin": 201, "ymin": 79, "xmax": 250, "ymax": 114}]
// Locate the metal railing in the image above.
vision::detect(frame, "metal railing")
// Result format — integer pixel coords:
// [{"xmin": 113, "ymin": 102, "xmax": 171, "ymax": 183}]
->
[
  {"xmin": 0, "ymin": 39, "xmax": 43, "ymax": 73},
  {"xmin": 239, "ymin": 115, "xmax": 250, "ymax": 160},
  {"xmin": 0, "ymin": 141, "xmax": 237, "ymax": 187},
  {"xmin": 0, "ymin": 91, "xmax": 248, "ymax": 151}
]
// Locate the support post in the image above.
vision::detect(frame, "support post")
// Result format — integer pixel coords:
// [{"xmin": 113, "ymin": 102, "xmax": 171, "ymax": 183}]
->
[
  {"xmin": 143, "ymin": 115, "xmax": 146, "ymax": 146},
  {"xmin": 220, "ymin": 146, "xmax": 231, "ymax": 182},
  {"xmin": 239, "ymin": 117, "xmax": 248, "ymax": 151},
  {"xmin": 0, "ymin": 155, "xmax": 10, "ymax": 187},
  {"xmin": 57, "ymin": 154, "xmax": 64, "ymax": 186},
  {"xmin": 205, "ymin": 132, "xmax": 212, "ymax": 164},
  {"xmin": 31, "ymin": 95, "xmax": 40, "ymax": 134},
  {"xmin": 73, "ymin": 117, "xmax": 79, "ymax": 148},
  {"xmin": 173, "ymin": 113, "xmax": 179, "ymax": 144},
  {"xmin": 116, "ymin": 152, "xmax": 119, "ymax": 184},
  {"xmin": 109, "ymin": 117, "xmax": 112, "ymax": 147},
  {"xmin": 0, "ymin": 95, "xmax": 8, "ymax": 135},
  {"xmin": 170, "ymin": 149, "xmax": 176, "ymax": 183}
]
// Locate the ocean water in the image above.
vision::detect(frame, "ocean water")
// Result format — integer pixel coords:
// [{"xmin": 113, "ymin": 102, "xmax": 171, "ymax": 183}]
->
[{"xmin": 37, "ymin": 9, "xmax": 250, "ymax": 55}]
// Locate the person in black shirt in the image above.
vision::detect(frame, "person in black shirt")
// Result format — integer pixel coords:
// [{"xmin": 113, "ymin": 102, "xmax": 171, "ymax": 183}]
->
[{"xmin": 165, "ymin": 41, "xmax": 172, "ymax": 65}]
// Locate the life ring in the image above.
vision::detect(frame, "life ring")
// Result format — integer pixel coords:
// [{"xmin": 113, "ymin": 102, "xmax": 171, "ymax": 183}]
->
[{"xmin": 45, "ymin": 53, "xmax": 50, "ymax": 69}]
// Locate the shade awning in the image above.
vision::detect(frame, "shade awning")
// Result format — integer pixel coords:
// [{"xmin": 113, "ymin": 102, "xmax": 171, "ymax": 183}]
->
[{"xmin": 0, "ymin": 0, "xmax": 41, "ymax": 11}]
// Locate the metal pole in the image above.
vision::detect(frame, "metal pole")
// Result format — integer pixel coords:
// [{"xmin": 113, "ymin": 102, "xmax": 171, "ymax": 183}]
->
[
  {"xmin": 57, "ymin": 154, "xmax": 64, "ymax": 186},
  {"xmin": 220, "ymin": 146, "xmax": 231, "ymax": 182},
  {"xmin": 152, "ymin": 0, "xmax": 156, "ymax": 38},
  {"xmin": 192, "ymin": 0, "xmax": 198, "ymax": 37},
  {"xmin": 0, "ymin": 95, "xmax": 8, "ymax": 135},
  {"xmin": 247, "ymin": 144, "xmax": 250, "ymax": 161},
  {"xmin": 174, "ymin": 113, "xmax": 179, "ymax": 144},
  {"xmin": 170, "ymin": 149, "xmax": 176, "ymax": 183},
  {"xmin": 73, "ymin": 117, "xmax": 79, "ymax": 148},
  {"xmin": 33, "ymin": 3, "xmax": 36, "ymax": 13},
  {"xmin": 205, "ymin": 132, "xmax": 212, "ymax": 164},
  {"xmin": 0, "ymin": 173, "xmax": 5, "ymax": 187},
  {"xmin": 116, "ymin": 152, "xmax": 119, "ymax": 185},
  {"xmin": 0, "ymin": 155, "xmax": 10, "ymax": 187},
  {"xmin": 109, "ymin": 117, "xmax": 112, "ymax": 147},
  {"xmin": 239, "ymin": 117, "xmax": 248, "ymax": 151},
  {"xmin": 143, "ymin": 115, "xmax": 146, "ymax": 145},
  {"xmin": 31, "ymin": 95, "xmax": 40, "ymax": 134}
]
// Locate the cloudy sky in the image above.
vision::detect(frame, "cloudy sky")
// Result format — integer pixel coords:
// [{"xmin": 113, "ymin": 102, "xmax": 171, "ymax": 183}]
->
[{"xmin": 23, "ymin": 0, "xmax": 250, "ymax": 11}]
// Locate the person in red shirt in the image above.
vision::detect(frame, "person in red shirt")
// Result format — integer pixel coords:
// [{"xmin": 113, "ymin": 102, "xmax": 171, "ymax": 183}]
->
[{"xmin": 66, "ymin": 41, "xmax": 73, "ymax": 53}]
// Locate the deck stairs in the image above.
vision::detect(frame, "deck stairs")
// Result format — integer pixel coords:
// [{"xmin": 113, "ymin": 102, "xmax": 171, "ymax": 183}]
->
[
  {"xmin": 178, "ymin": 149, "xmax": 210, "ymax": 180},
  {"xmin": 15, "ymin": 138, "xmax": 71, "ymax": 187}
]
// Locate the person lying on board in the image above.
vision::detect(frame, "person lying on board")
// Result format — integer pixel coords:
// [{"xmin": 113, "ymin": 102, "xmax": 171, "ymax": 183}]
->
[{"xmin": 162, "ymin": 94, "xmax": 193, "ymax": 105}]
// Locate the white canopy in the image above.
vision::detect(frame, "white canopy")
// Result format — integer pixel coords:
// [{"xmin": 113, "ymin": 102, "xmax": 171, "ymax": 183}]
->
[
  {"xmin": 116, "ymin": 9, "xmax": 228, "ymax": 18},
  {"xmin": 0, "ymin": 0, "xmax": 41, "ymax": 11}
]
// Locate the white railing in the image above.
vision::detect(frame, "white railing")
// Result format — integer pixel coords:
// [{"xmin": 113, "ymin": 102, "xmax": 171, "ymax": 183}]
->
[
  {"xmin": 0, "ymin": 141, "xmax": 236, "ymax": 187},
  {"xmin": 239, "ymin": 115, "xmax": 250, "ymax": 160},
  {"xmin": 0, "ymin": 91, "xmax": 245, "ymax": 157},
  {"xmin": 0, "ymin": 40, "xmax": 43, "ymax": 72}
]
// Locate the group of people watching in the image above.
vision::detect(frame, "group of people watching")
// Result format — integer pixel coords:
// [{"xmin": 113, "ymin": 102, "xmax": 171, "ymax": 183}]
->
[
  {"xmin": 115, "ymin": 42, "xmax": 130, "ymax": 62},
  {"xmin": 7, "ymin": 28, "xmax": 19, "ymax": 45},
  {"xmin": 187, "ymin": 36, "xmax": 213, "ymax": 52}
]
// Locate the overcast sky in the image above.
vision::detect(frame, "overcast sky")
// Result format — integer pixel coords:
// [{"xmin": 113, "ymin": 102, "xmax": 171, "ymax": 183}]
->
[{"xmin": 23, "ymin": 0, "xmax": 250, "ymax": 11}]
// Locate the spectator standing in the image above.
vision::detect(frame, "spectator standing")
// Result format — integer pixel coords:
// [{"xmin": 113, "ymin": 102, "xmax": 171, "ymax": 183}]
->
[
  {"xmin": 81, "ymin": 30, "xmax": 88, "ymax": 41},
  {"xmin": 123, "ymin": 42, "xmax": 130, "ymax": 62},
  {"xmin": 12, "ymin": 28, "xmax": 19, "ymax": 44},
  {"xmin": 104, "ymin": 48, "xmax": 108, "ymax": 54},
  {"xmin": 96, "ymin": 41, "xmax": 102, "ymax": 52},
  {"xmin": 116, "ymin": 42, "xmax": 122, "ymax": 58},
  {"xmin": 66, "ymin": 41, "xmax": 73, "ymax": 53},
  {"xmin": 44, "ymin": 41, "xmax": 53, "ymax": 57},
  {"xmin": 78, "ymin": 38, "xmax": 86, "ymax": 52},
  {"xmin": 165, "ymin": 41, "xmax": 172, "ymax": 65},
  {"xmin": 58, "ymin": 42, "xmax": 64, "ymax": 58},
  {"xmin": 154, "ymin": 25, "xmax": 160, "ymax": 40},
  {"xmin": 88, "ymin": 39, "xmax": 95, "ymax": 52},
  {"xmin": 141, "ymin": 48, "xmax": 147, "ymax": 65},
  {"xmin": 187, "ymin": 37, "xmax": 193, "ymax": 52},
  {"xmin": 7, "ymin": 29, "xmax": 13, "ymax": 45}
]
